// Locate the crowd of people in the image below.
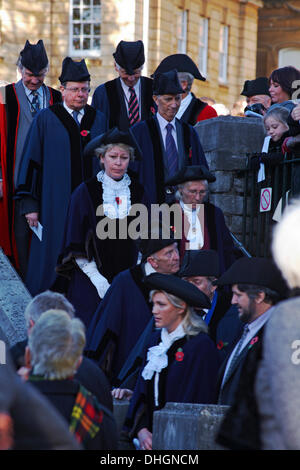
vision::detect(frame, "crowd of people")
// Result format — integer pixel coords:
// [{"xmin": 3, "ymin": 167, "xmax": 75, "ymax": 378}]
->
[{"xmin": 1, "ymin": 38, "xmax": 300, "ymax": 450}]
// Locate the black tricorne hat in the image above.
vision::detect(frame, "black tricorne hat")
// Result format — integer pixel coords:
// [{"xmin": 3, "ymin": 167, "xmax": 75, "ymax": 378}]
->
[
  {"xmin": 59, "ymin": 57, "xmax": 90, "ymax": 83},
  {"xmin": 165, "ymin": 165, "xmax": 216, "ymax": 187},
  {"xmin": 240, "ymin": 77, "xmax": 271, "ymax": 97},
  {"xmin": 152, "ymin": 54, "xmax": 205, "ymax": 81},
  {"xmin": 178, "ymin": 250, "xmax": 220, "ymax": 278},
  {"xmin": 145, "ymin": 273, "xmax": 211, "ymax": 309},
  {"xmin": 19, "ymin": 40, "xmax": 48, "ymax": 75},
  {"xmin": 83, "ymin": 127, "xmax": 143, "ymax": 160},
  {"xmin": 214, "ymin": 257, "xmax": 287, "ymax": 297},
  {"xmin": 153, "ymin": 70, "xmax": 184, "ymax": 96},
  {"xmin": 113, "ymin": 40, "xmax": 145, "ymax": 75}
]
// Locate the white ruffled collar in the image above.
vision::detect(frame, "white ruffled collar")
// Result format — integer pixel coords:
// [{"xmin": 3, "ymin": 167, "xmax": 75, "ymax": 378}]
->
[
  {"xmin": 97, "ymin": 170, "xmax": 132, "ymax": 219},
  {"xmin": 141, "ymin": 322, "xmax": 186, "ymax": 381}
]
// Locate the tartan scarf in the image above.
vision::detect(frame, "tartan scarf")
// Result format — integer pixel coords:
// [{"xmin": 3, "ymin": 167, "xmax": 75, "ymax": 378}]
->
[{"xmin": 69, "ymin": 384, "xmax": 104, "ymax": 446}]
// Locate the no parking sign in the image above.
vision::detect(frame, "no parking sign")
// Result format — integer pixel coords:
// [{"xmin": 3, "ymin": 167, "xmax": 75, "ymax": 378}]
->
[{"xmin": 260, "ymin": 187, "xmax": 272, "ymax": 212}]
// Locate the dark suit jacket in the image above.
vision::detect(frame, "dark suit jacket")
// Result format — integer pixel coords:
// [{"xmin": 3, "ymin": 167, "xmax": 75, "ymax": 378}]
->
[{"xmin": 217, "ymin": 326, "xmax": 265, "ymax": 406}]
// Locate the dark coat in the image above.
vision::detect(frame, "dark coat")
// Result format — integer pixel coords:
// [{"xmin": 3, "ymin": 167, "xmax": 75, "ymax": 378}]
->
[
  {"xmin": 216, "ymin": 325, "xmax": 265, "ymax": 406},
  {"xmin": 130, "ymin": 116, "xmax": 208, "ymax": 204},
  {"xmin": 0, "ymin": 82, "xmax": 61, "ymax": 269},
  {"xmin": 29, "ymin": 377, "xmax": 118, "ymax": 450},
  {"xmin": 85, "ymin": 264, "xmax": 153, "ymax": 386},
  {"xmin": 124, "ymin": 329, "xmax": 221, "ymax": 436},
  {"xmin": 15, "ymin": 103, "xmax": 107, "ymax": 295},
  {"xmin": 56, "ymin": 172, "xmax": 148, "ymax": 327}
]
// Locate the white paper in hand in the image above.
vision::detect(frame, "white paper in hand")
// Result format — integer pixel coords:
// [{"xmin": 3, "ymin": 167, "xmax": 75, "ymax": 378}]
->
[{"xmin": 30, "ymin": 222, "xmax": 43, "ymax": 241}]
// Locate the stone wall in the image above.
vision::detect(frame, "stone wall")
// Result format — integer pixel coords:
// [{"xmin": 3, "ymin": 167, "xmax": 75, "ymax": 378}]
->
[
  {"xmin": 0, "ymin": 249, "xmax": 29, "ymax": 347},
  {"xmin": 152, "ymin": 403, "xmax": 230, "ymax": 450},
  {"xmin": 195, "ymin": 115, "xmax": 266, "ymax": 251}
]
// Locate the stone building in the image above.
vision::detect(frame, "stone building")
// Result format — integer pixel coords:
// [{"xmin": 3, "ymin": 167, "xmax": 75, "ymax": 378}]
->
[
  {"xmin": 0, "ymin": 0, "xmax": 262, "ymax": 110},
  {"xmin": 257, "ymin": 0, "xmax": 300, "ymax": 80}
]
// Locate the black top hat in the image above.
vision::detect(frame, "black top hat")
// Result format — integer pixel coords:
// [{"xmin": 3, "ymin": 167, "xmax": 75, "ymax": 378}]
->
[
  {"xmin": 165, "ymin": 165, "xmax": 216, "ymax": 187},
  {"xmin": 178, "ymin": 250, "xmax": 220, "ymax": 278},
  {"xmin": 240, "ymin": 77, "xmax": 271, "ymax": 97},
  {"xmin": 113, "ymin": 40, "xmax": 145, "ymax": 75},
  {"xmin": 83, "ymin": 127, "xmax": 143, "ymax": 160},
  {"xmin": 152, "ymin": 54, "xmax": 205, "ymax": 81},
  {"xmin": 20, "ymin": 40, "xmax": 48, "ymax": 75},
  {"xmin": 59, "ymin": 57, "xmax": 90, "ymax": 84},
  {"xmin": 214, "ymin": 257, "xmax": 287, "ymax": 297},
  {"xmin": 153, "ymin": 70, "xmax": 184, "ymax": 96},
  {"xmin": 145, "ymin": 273, "xmax": 211, "ymax": 309}
]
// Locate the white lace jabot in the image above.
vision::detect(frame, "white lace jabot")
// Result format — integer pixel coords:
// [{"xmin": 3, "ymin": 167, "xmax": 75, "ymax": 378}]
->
[
  {"xmin": 97, "ymin": 170, "xmax": 131, "ymax": 219},
  {"xmin": 141, "ymin": 322, "xmax": 186, "ymax": 381}
]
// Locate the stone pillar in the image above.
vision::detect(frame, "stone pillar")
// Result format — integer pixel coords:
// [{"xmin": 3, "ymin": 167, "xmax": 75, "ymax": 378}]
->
[
  {"xmin": 195, "ymin": 115, "xmax": 266, "ymax": 247},
  {"xmin": 0, "ymin": 249, "xmax": 30, "ymax": 347},
  {"xmin": 152, "ymin": 403, "xmax": 230, "ymax": 450}
]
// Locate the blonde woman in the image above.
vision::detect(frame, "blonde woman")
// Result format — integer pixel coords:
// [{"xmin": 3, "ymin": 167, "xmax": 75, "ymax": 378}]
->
[{"xmin": 124, "ymin": 273, "xmax": 221, "ymax": 450}]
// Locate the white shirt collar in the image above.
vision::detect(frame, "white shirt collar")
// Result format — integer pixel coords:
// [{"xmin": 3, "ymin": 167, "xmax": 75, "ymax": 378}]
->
[
  {"xmin": 63, "ymin": 101, "xmax": 85, "ymax": 116},
  {"xmin": 22, "ymin": 83, "xmax": 44, "ymax": 99},
  {"xmin": 144, "ymin": 262, "xmax": 157, "ymax": 276},
  {"xmin": 176, "ymin": 92, "xmax": 193, "ymax": 119},
  {"xmin": 156, "ymin": 111, "xmax": 177, "ymax": 131}
]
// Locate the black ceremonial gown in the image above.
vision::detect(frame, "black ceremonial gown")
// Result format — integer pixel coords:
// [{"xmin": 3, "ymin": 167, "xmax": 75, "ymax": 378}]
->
[{"xmin": 57, "ymin": 172, "xmax": 148, "ymax": 327}]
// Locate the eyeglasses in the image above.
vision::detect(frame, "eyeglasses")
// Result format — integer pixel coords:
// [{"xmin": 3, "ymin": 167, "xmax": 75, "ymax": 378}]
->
[{"xmin": 64, "ymin": 87, "xmax": 90, "ymax": 94}]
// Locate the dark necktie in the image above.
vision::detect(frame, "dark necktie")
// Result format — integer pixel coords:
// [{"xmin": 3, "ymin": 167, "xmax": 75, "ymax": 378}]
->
[
  {"xmin": 31, "ymin": 91, "xmax": 40, "ymax": 117},
  {"xmin": 72, "ymin": 110, "xmax": 80, "ymax": 127},
  {"xmin": 165, "ymin": 123, "xmax": 179, "ymax": 177},
  {"xmin": 128, "ymin": 87, "xmax": 140, "ymax": 126},
  {"xmin": 222, "ymin": 324, "xmax": 250, "ymax": 386}
]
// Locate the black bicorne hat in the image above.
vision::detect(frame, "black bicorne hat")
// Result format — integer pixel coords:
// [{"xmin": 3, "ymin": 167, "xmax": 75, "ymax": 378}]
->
[
  {"xmin": 20, "ymin": 39, "xmax": 48, "ymax": 75},
  {"xmin": 83, "ymin": 127, "xmax": 143, "ymax": 160},
  {"xmin": 152, "ymin": 70, "xmax": 184, "ymax": 96},
  {"xmin": 113, "ymin": 40, "xmax": 145, "ymax": 75},
  {"xmin": 240, "ymin": 77, "xmax": 271, "ymax": 97},
  {"xmin": 165, "ymin": 165, "xmax": 216, "ymax": 187},
  {"xmin": 152, "ymin": 54, "xmax": 205, "ymax": 81},
  {"xmin": 59, "ymin": 57, "xmax": 90, "ymax": 83},
  {"xmin": 178, "ymin": 250, "xmax": 220, "ymax": 278},
  {"xmin": 145, "ymin": 273, "xmax": 211, "ymax": 309}
]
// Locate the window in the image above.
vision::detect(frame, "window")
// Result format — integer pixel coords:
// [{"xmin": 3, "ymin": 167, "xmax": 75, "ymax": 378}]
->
[
  {"xmin": 69, "ymin": 0, "xmax": 101, "ymax": 57},
  {"xmin": 177, "ymin": 10, "xmax": 188, "ymax": 54},
  {"xmin": 219, "ymin": 25, "xmax": 228, "ymax": 83},
  {"xmin": 199, "ymin": 17, "xmax": 208, "ymax": 78},
  {"xmin": 278, "ymin": 48, "xmax": 300, "ymax": 70}
]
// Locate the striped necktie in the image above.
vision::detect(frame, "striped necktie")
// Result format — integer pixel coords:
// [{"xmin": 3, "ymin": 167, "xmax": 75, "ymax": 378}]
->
[
  {"xmin": 128, "ymin": 87, "xmax": 140, "ymax": 126},
  {"xmin": 31, "ymin": 91, "xmax": 40, "ymax": 117},
  {"xmin": 165, "ymin": 123, "xmax": 179, "ymax": 177}
]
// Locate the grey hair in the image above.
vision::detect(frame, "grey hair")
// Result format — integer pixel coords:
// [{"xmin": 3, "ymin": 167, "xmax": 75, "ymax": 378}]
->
[
  {"xmin": 177, "ymin": 72, "xmax": 194, "ymax": 93},
  {"xmin": 95, "ymin": 143, "xmax": 135, "ymax": 163},
  {"xmin": 150, "ymin": 289, "xmax": 208, "ymax": 336},
  {"xmin": 28, "ymin": 309, "xmax": 86, "ymax": 380},
  {"xmin": 272, "ymin": 198, "xmax": 300, "ymax": 288},
  {"xmin": 175, "ymin": 179, "xmax": 209, "ymax": 202},
  {"xmin": 24, "ymin": 290, "xmax": 75, "ymax": 329}
]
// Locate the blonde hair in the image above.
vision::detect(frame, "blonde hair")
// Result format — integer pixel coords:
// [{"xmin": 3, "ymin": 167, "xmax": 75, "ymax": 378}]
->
[
  {"xmin": 150, "ymin": 290, "xmax": 208, "ymax": 336},
  {"xmin": 94, "ymin": 143, "xmax": 135, "ymax": 162}
]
